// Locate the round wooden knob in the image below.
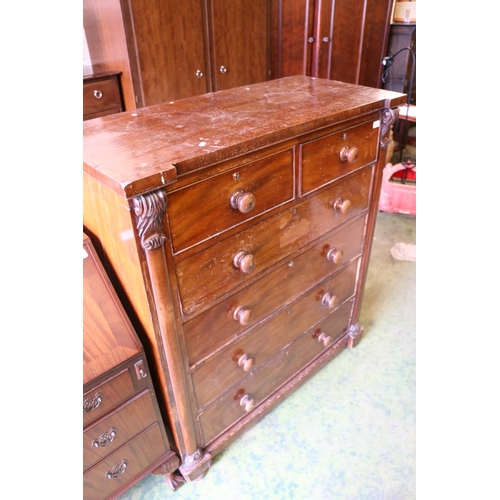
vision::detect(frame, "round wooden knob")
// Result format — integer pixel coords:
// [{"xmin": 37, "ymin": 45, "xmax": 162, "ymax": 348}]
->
[
  {"xmin": 339, "ymin": 145, "xmax": 359, "ymax": 163},
  {"xmin": 321, "ymin": 292, "xmax": 338, "ymax": 309},
  {"xmin": 317, "ymin": 332, "xmax": 333, "ymax": 347},
  {"xmin": 240, "ymin": 394, "xmax": 255, "ymax": 412},
  {"xmin": 233, "ymin": 306, "xmax": 253, "ymax": 326},
  {"xmin": 230, "ymin": 188, "xmax": 256, "ymax": 214},
  {"xmin": 233, "ymin": 250, "xmax": 256, "ymax": 273},
  {"xmin": 237, "ymin": 353, "xmax": 255, "ymax": 372},
  {"xmin": 333, "ymin": 198, "xmax": 352, "ymax": 215},
  {"xmin": 326, "ymin": 248, "xmax": 343, "ymax": 264}
]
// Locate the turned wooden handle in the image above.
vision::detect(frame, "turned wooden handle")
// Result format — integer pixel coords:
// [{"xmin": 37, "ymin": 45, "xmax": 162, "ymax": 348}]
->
[
  {"xmin": 326, "ymin": 248, "xmax": 343, "ymax": 264},
  {"xmin": 339, "ymin": 145, "xmax": 359, "ymax": 163},
  {"xmin": 240, "ymin": 394, "xmax": 255, "ymax": 412},
  {"xmin": 230, "ymin": 188, "xmax": 256, "ymax": 214},
  {"xmin": 237, "ymin": 353, "xmax": 256, "ymax": 372},
  {"xmin": 333, "ymin": 198, "xmax": 352, "ymax": 215},
  {"xmin": 233, "ymin": 250, "xmax": 256, "ymax": 273},
  {"xmin": 321, "ymin": 292, "xmax": 338, "ymax": 309},
  {"xmin": 317, "ymin": 331, "xmax": 333, "ymax": 347},
  {"xmin": 233, "ymin": 305, "xmax": 253, "ymax": 326}
]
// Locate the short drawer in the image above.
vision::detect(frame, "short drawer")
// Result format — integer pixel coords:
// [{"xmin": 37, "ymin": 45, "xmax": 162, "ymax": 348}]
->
[
  {"xmin": 177, "ymin": 166, "xmax": 372, "ymax": 317},
  {"xmin": 198, "ymin": 299, "xmax": 353, "ymax": 446},
  {"xmin": 83, "ymin": 389, "xmax": 158, "ymax": 472},
  {"xmin": 184, "ymin": 215, "xmax": 365, "ymax": 364},
  {"xmin": 83, "ymin": 423, "xmax": 168, "ymax": 500},
  {"xmin": 83, "ymin": 76, "xmax": 122, "ymax": 118},
  {"xmin": 300, "ymin": 120, "xmax": 379, "ymax": 194},
  {"xmin": 83, "ymin": 369, "xmax": 136, "ymax": 427},
  {"xmin": 191, "ymin": 260, "xmax": 358, "ymax": 409},
  {"xmin": 167, "ymin": 149, "xmax": 294, "ymax": 254}
]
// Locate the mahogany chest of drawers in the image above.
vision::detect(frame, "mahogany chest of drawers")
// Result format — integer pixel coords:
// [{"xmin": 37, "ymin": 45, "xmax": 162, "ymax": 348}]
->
[
  {"xmin": 83, "ymin": 233, "xmax": 183, "ymax": 498},
  {"xmin": 83, "ymin": 76, "xmax": 405, "ymax": 483}
]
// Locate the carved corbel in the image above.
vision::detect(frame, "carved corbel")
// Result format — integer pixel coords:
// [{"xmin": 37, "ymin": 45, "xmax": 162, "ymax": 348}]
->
[
  {"xmin": 379, "ymin": 107, "xmax": 399, "ymax": 148},
  {"xmin": 132, "ymin": 189, "xmax": 168, "ymax": 251}
]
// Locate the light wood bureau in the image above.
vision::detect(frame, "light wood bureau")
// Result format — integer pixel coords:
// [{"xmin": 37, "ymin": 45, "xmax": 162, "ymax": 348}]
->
[{"xmin": 83, "ymin": 76, "xmax": 405, "ymax": 483}]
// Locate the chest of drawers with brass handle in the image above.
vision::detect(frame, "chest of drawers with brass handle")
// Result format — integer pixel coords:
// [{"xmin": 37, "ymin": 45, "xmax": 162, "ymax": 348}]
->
[
  {"xmin": 83, "ymin": 76, "xmax": 405, "ymax": 484},
  {"xmin": 83, "ymin": 234, "xmax": 184, "ymax": 498}
]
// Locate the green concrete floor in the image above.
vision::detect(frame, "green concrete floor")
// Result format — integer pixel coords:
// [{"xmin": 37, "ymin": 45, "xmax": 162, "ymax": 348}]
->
[{"xmin": 118, "ymin": 210, "xmax": 416, "ymax": 500}]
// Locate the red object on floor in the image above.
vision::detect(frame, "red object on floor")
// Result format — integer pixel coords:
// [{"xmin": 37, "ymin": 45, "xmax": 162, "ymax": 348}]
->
[{"xmin": 378, "ymin": 163, "xmax": 416, "ymax": 216}]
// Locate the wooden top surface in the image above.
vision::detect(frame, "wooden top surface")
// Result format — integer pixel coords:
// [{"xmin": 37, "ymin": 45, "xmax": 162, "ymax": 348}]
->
[{"xmin": 83, "ymin": 76, "xmax": 406, "ymax": 199}]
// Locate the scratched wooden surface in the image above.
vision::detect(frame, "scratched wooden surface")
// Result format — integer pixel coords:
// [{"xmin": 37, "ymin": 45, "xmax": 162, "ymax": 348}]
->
[{"xmin": 83, "ymin": 76, "xmax": 405, "ymax": 199}]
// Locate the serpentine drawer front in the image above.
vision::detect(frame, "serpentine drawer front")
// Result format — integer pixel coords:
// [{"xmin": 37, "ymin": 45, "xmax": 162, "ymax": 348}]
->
[{"xmin": 83, "ymin": 76, "xmax": 406, "ymax": 484}]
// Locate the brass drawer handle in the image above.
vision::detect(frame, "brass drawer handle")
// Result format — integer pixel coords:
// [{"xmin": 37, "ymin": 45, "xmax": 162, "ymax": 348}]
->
[
  {"xmin": 92, "ymin": 427, "xmax": 117, "ymax": 448},
  {"xmin": 93, "ymin": 90, "xmax": 103, "ymax": 99},
  {"xmin": 233, "ymin": 250, "xmax": 256, "ymax": 274},
  {"xmin": 230, "ymin": 188, "xmax": 256, "ymax": 214},
  {"xmin": 105, "ymin": 459, "xmax": 128, "ymax": 479},
  {"xmin": 233, "ymin": 305, "xmax": 253, "ymax": 326},
  {"xmin": 339, "ymin": 145, "xmax": 359, "ymax": 163},
  {"xmin": 83, "ymin": 392, "xmax": 103, "ymax": 413},
  {"xmin": 332, "ymin": 198, "xmax": 352, "ymax": 215}
]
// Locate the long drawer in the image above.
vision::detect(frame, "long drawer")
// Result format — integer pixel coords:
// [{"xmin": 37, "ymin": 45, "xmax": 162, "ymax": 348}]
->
[
  {"xmin": 167, "ymin": 149, "xmax": 294, "ymax": 254},
  {"xmin": 198, "ymin": 299, "xmax": 353, "ymax": 446},
  {"xmin": 191, "ymin": 259, "xmax": 359, "ymax": 410},
  {"xmin": 83, "ymin": 423, "xmax": 167, "ymax": 500},
  {"xmin": 300, "ymin": 119, "xmax": 379, "ymax": 194},
  {"xmin": 184, "ymin": 215, "xmax": 365, "ymax": 366},
  {"xmin": 83, "ymin": 390, "xmax": 158, "ymax": 472},
  {"xmin": 176, "ymin": 166, "xmax": 372, "ymax": 316}
]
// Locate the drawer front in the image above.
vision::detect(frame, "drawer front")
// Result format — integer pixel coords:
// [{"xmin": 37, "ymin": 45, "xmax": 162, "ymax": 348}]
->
[
  {"xmin": 184, "ymin": 215, "xmax": 365, "ymax": 365},
  {"xmin": 83, "ymin": 390, "xmax": 158, "ymax": 472},
  {"xmin": 177, "ymin": 166, "xmax": 371, "ymax": 317},
  {"xmin": 167, "ymin": 149, "xmax": 294, "ymax": 253},
  {"xmin": 191, "ymin": 260, "xmax": 358, "ymax": 409},
  {"xmin": 83, "ymin": 369, "xmax": 136, "ymax": 427},
  {"xmin": 83, "ymin": 423, "xmax": 167, "ymax": 500},
  {"xmin": 83, "ymin": 77, "xmax": 122, "ymax": 117},
  {"xmin": 301, "ymin": 120, "xmax": 379, "ymax": 194},
  {"xmin": 198, "ymin": 299, "xmax": 353, "ymax": 445}
]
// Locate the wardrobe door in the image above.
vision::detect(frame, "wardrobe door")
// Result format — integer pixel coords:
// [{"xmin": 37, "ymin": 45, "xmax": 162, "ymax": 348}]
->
[
  {"xmin": 209, "ymin": 0, "xmax": 270, "ymax": 91},
  {"xmin": 127, "ymin": 0, "xmax": 209, "ymax": 106},
  {"xmin": 270, "ymin": 0, "xmax": 314, "ymax": 79}
]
